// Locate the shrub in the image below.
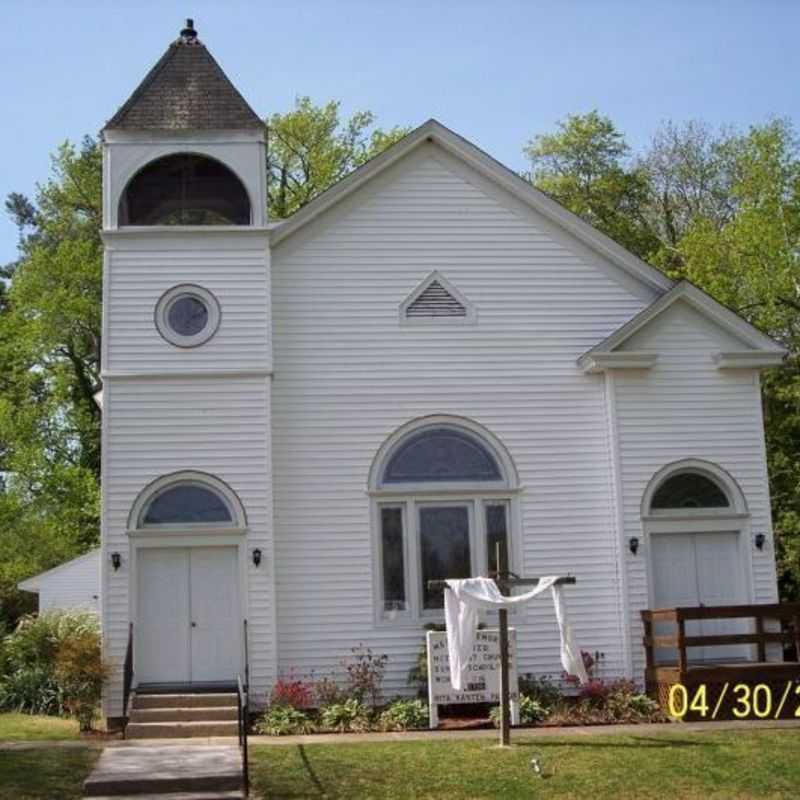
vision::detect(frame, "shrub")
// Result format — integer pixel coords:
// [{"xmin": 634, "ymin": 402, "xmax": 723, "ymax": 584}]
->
[
  {"xmin": 257, "ymin": 705, "xmax": 315, "ymax": 736},
  {"xmin": 606, "ymin": 680, "xmax": 662, "ymax": 722},
  {"xmin": 313, "ymin": 676, "xmax": 348, "ymax": 707},
  {"xmin": 490, "ymin": 695, "xmax": 550, "ymax": 728},
  {"xmin": 0, "ymin": 611, "xmax": 106, "ymax": 729},
  {"xmin": 3, "ymin": 611, "xmax": 100, "ymax": 671},
  {"xmin": 407, "ymin": 624, "xmax": 444, "ymax": 698},
  {"xmin": 0, "ymin": 666, "xmax": 64, "ymax": 716},
  {"xmin": 547, "ymin": 678, "xmax": 665, "ymax": 726},
  {"xmin": 53, "ymin": 631, "xmax": 109, "ymax": 730},
  {"xmin": 270, "ymin": 676, "xmax": 314, "ymax": 709},
  {"xmin": 379, "ymin": 699, "xmax": 429, "ymax": 731},
  {"xmin": 518, "ymin": 674, "xmax": 562, "ymax": 708},
  {"xmin": 342, "ymin": 645, "xmax": 387, "ymax": 707},
  {"xmin": 319, "ymin": 699, "xmax": 372, "ymax": 732},
  {"xmin": 578, "ymin": 678, "xmax": 612, "ymax": 706}
]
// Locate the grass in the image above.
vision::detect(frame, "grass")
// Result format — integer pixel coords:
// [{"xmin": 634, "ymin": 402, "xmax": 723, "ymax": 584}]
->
[
  {"xmin": 250, "ymin": 729, "xmax": 800, "ymax": 799},
  {"xmin": 0, "ymin": 713, "xmax": 79, "ymax": 742},
  {"xmin": 0, "ymin": 749, "xmax": 99, "ymax": 799}
]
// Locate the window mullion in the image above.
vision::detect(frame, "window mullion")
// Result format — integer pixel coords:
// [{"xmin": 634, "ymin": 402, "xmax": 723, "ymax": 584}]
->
[{"xmin": 407, "ymin": 499, "xmax": 421, "ymax": 620}]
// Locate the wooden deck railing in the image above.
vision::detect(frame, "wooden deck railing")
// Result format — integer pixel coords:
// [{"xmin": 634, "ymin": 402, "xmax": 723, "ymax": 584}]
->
[{"xmin": 641, "ymin": 603, "xmax": 800, "ymax": 675}]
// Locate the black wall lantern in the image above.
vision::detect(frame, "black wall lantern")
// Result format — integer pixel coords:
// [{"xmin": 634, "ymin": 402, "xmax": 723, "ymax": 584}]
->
[
  {"xmin": 252, "ymin": 548, "xmax": 262, "ymax": 567},
  {"xmin": 629, "ymin": 536, "xmax": 640, "ymax": 556},
  {"xmin": 110, "ymin": 552, "xmax": 122, "ymax": 571},
  {"xmin": 754, "ymin": 533, "xmax": 766, "ymax": 551}
]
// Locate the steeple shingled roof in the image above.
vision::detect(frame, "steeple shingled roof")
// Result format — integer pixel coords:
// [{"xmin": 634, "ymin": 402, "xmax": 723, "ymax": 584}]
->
[{"xmin": 104, "ymin": 20, "xmax": 262, "ymax": 131}]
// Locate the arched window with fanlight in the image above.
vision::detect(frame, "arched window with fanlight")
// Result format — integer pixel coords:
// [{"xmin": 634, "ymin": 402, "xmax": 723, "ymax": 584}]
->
[
  {"xmin": 118, "ymin": 153, "xmax": 252, "ymax": 226},
  {"xmin": 129, "ymin": 471, "xmax": 247, "ymax": 531},
  {"xmin": 370, "ymin": 418, "xmax": 519, "ymax": 621},
  {"xmin": 650, "ymin": 472, "xmax": 730, "ymax": 512}
]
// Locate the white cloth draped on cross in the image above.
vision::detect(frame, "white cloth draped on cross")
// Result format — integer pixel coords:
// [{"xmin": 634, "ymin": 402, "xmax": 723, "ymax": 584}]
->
[{"xmin": 443, "ymin": 576, "xmax": 589, "ymax": 690}]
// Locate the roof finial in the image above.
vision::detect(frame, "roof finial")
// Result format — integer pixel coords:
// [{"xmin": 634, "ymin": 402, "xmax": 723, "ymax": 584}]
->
[{"xmin": 180, "ymin": 18, "xmax": 197, "ymax": 43}]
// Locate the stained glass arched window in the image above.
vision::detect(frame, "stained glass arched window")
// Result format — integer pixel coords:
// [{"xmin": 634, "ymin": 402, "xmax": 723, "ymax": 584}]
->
[
  {"xmin": 141, "ymin": 483, "xmax": 233, "ymax": 526},
  {"xmin": 650, "ymin": 472, "xmax": 729, "ymax": 510},
  {"xmin": 382, "ymin": 427, "xmax": 502, "ymax": 484}
]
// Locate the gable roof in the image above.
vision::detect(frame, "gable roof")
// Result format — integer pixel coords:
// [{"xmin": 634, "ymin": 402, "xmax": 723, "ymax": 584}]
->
[
  {"xmin": 271, "ymin": 119, "xmax": 674, "ymax": 295},
  {"xmin": 577, "ymin": 281, "xmax": 787, "ymax": 372},
  {"xmin": 18, "ymin": 549, "xmax": 100, "ymax": 593},
  {"xmin": 104, "ymin": 21, "xmax": 262, "ymax": 131}
]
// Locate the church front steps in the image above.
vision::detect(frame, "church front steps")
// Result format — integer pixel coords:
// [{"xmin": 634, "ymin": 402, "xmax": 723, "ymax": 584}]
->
[
  {"xmin": 126, "ymin": 720, "xmax": 240, "ymax": 738},
  {"xmin": 125, "ymin": 692, "xmax": 240, "ymax": 739},
  {"xmin": 130, "ymin": 706, "xmax": 238, "ymax": 723},
  {"xmin": 132, "ymin": 692, "xmax": 237, "ymax": 709}
]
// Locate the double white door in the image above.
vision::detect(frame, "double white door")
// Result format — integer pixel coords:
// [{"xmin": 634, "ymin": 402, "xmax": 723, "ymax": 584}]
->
[
  {"xmin": 651, "ymin": 531, "xmax": 748, "ymax": 663},
  {"xmin": 137, "ymin": 547, "xmax": 240, "ymax": 684}
]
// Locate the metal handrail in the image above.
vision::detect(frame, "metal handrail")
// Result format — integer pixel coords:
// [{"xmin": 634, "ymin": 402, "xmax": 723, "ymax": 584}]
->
[
  {"xmin": 237, "ymin": 674, "xmax": 249, "ymax": 796},
  {"xmin": 237, "ymin": 618, "xmax": 250, "ymax": 796},
  {"xmin": 122, "ymin": 622, "xmax": 134, "ymax": 728}
]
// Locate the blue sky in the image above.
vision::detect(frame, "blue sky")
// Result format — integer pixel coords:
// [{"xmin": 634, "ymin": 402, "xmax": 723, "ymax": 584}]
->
[{"xmin": 1, "ymin": 0, "xmax": 798, "ymax": 264}]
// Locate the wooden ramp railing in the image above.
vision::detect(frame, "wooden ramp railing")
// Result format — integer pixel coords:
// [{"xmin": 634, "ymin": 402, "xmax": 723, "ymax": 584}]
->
[
  {"xmin": 641, "ymin": 603, "xmax": 800, "ymax": 720},
  {"xmin": 642, "ymin": 603, "xmax": 800, "ymax": 675}
]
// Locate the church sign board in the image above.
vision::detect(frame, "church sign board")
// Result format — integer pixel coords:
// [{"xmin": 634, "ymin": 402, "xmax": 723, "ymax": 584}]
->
[{"xmin": 426, "ymin": 628, "xmax": 520, "ymax": 728}]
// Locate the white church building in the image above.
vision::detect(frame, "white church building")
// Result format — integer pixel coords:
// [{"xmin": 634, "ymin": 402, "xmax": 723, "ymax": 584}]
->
[{"xmin": 98, "ymin": 22, "xmax": 786, "ymax": 726}]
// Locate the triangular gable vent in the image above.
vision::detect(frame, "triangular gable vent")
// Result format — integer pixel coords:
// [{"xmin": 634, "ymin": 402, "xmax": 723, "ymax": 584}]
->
[
  {"xmin": 400, "ymin": 272, "xmax": 476, "ymax": 324},
  {"xmin": 407, "ymin": 280, "xmax": 466, "ymax": 317}
]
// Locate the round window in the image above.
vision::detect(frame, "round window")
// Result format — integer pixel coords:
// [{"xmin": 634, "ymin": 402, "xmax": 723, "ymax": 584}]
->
[{"xmin": 155, "ymin": 284, "xmax": 220, "ymax": 347}]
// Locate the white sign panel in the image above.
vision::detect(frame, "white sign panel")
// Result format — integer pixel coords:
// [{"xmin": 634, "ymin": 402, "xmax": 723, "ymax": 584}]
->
[{"xmin": 426, "ymin": 629, "xmax": 519, "ymax": 728}]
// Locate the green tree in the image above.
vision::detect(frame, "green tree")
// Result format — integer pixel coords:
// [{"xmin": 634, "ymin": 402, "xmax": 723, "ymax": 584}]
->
[
  {"xmin": 525, "ymin": 111, "xmax": 660, "ymax": 259},
  {"xmin": 638, "ymin": 120, "xmax": 739, "ymax": 272},
  {"xmin": 0, "ymin": 138, "xmax": 103, "ymax": 623},
  {"xmin": 674, "ymin": 119, "xmax": 800, "ymax": 600},
  {"xmin": 267, "ymin": 97, "xmax": 410, "ymax": 219}
]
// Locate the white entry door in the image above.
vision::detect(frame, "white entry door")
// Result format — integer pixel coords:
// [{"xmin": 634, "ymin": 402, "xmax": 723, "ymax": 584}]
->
[
  {"xmin": 137, "ymin": 547, "xmax": 240, "ymax": 684},
  {"xmin": 189, "ymin": 547, "xmax": 240, "ymax": 682},
  {"xmin": 651, "ymin": 531, "xmax": 747, "ymax": 663}
]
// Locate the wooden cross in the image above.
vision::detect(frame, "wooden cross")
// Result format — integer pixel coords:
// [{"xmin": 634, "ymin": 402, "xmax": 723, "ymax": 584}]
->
[{"xmin": 428, "ymin": 546, "xmax": 576, "ymax": 747}]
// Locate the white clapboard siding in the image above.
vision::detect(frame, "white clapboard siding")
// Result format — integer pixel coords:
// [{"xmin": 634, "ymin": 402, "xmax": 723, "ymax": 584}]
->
[
  {"xmin": 102, "ymin": 376, "xmax": 275, "ymax": 713},
  {"xmin": 271, "ymin": 144, "xmax": 653, "ymax": 693},
  {"xmin": 105, "ymin": 232, "xmax": 270, "ymax": 373},
  {"xmin": 613, "ymin": 300, "xmax": 779, "ymax": 679}
]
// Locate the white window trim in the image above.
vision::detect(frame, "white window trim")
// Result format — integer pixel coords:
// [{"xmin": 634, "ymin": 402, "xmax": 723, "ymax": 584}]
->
[
  {"xmin": 154, "ymin": 283, "xmax": 221, "ymax": 348},
  {"xmin": 373, "ymin": 493, "xmax": 519, "ymax": 626},
  {"xmin": 127, "ymin": 470, "xmax": 248, "ymax": 532},
  {"xmin": 370, "ymin": 416, "xmax": 521, "ymax": 626}
]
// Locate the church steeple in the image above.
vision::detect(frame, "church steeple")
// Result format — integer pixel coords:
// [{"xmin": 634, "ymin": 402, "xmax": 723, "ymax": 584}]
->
[{"xmin": 104, "ymin": 19, "xmax": 262, "ymax": 131}]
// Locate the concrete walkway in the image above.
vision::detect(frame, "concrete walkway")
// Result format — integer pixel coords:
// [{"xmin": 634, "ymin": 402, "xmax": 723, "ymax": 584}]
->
[
  {"xmin": 82, "ymin": 744, "xmax": 243, "ymax": 797},
  {"xmin": 2, "ymin": 717, "xmax": 799, "ymax": 750}
]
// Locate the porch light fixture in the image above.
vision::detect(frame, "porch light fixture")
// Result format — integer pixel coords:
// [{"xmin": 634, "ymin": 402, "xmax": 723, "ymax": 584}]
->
[
  {"xmin": 754, "ymin": 533, "xmax": 766, "ymax": 551},
  {"xmin": 252, "ymin": 548, "xmax": 262, "ymax": 567},
  {"xmin": 110, "ymin": 552, "xmax": 122, "ymax": 571},
  {"xmin": 628, "ymin": 537, "xmax": 640, "ymax": 556}
]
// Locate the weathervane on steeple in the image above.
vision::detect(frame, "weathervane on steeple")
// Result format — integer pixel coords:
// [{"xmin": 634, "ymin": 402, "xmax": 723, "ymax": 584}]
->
[{"xmin": 180, "ymin": 18, "xmax": 198, "ymax": 43}]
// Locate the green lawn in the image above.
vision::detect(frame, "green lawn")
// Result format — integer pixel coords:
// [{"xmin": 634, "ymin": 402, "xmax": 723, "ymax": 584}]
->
[
  {"xmin": 250, "ymin": 729, "xmax": 800, "ymax": 799},
  {"xmin": 0, "ymin": 728, "xmax": 797, "ymax": 799},
  {"xmin": 0, "ymin": 749, "xmax": 99, "ymax": 799},
  {"xmin": 0, "ymin": 714, "xmax": 79, "ymax": 742}
]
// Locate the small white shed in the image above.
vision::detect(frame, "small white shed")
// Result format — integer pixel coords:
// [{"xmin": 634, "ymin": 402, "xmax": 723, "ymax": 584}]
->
[{"xmin": 18, "ymin": 549, "xmax": 101, "ymax": 613}]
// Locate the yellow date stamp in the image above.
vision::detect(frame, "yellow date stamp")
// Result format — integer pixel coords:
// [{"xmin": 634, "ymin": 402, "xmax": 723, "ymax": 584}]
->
[{"xmin": 668, "ymin": 681, "xmax": 800, "ymax": 720}]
